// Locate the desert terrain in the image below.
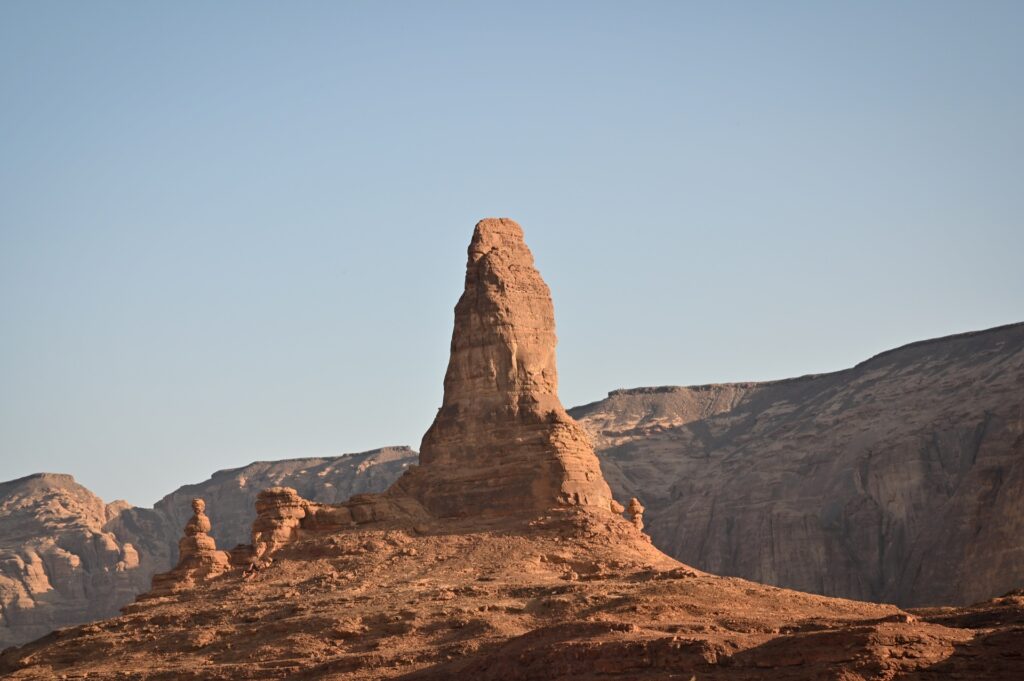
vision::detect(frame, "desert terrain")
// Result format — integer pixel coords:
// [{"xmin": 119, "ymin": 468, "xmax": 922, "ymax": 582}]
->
[{"xmin": 1, "ymin": 219, "xmax": 1021, "ymax": 679}]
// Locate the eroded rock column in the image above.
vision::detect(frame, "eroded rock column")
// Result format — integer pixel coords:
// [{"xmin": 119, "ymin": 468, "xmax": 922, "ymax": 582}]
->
[
  {"xmin": 148, "ymin": 498, "xmax": 230, "ymax": 593},
  {"xmin": 397, "ymin": 218, "xmax": 615, "ymax": 517}
]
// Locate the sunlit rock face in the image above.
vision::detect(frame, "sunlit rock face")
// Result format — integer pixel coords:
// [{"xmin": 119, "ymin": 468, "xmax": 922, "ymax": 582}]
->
[
  {"xmin": 147, "ymin": 498, "xmax": 231, "ymax": 596},
  {"xmin": 398, "ymin": 218, "xmax": 615, "ymax": 518},
  {"xmin": 0, "ymin": 449, "xmax": 417, "ymax": 648}
]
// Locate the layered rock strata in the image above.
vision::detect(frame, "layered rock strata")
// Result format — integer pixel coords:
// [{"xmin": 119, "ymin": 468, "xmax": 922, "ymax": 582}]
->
[
  {"xmin": 570, "ymin": 321, "xmax": 1024, "ymax": 606},
  {"xmin": 251, "ymin": 487, "xmax": 307, "ymax": 561},
  {"xmin": 0, "ymin": 474, "xmax": 147, "ymax": 650},
  {"xmin": 626, "ymin": 497, "xmax": 645, "ymax": 532},
  {"xmin": 149, "ymin": 499, "xmax": 229, "ymax": 594},
  {"xmin": 249, "ymin": 486, "xmax": 426, "ymax": 564},
  {"xmin": 211, "ymin": 219, "xmax": 630, "ymax": 564},
  {"xmin": 393, "ymin": 218, "xmax": 615, "ymax": 518},
  {"xmin": 1, "ymin": 220, "xmax": 1023, "ymax": 679}
]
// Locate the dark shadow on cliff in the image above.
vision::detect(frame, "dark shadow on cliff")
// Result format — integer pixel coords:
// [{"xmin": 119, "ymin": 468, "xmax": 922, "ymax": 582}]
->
[{"xmin": 895, "ymin": 626, "xmax": 1024, "ymax": 679}]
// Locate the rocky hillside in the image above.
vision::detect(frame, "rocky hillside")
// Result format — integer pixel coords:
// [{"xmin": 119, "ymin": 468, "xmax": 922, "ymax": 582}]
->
[
  {"xmin": 0, "ymin": 448, "xmax": 413, "ymax": 649},
  {"xmin": 571, "ymin": 321, "xmax": 1024, "ymax": 607},
  {"xmin": 2, "ymin": 322, "xmax": 1022, "ymax": 648},
  {"xmin": 3, "ymin": 218, "xmax": 1021, "ymax": 680},
  {"xmin": 10, "ymin": 506, "xmax": 1024, "ymax": 680}
]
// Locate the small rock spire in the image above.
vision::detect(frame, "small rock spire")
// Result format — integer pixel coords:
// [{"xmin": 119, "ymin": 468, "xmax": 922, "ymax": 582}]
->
[
  {"xmin": 148, "ymin": 498, "xmax": 230, "ymax": 594},
  {"xmin": 626, "ymin": 497, "xmax": 645, "ymax": 532},
  {"xmin": 174, "ymin": 498, "xmax": 229, "ymax": 576},
  {"xmin": 251, "ymin": 487, "xmax": 307, "ymax": 562}
]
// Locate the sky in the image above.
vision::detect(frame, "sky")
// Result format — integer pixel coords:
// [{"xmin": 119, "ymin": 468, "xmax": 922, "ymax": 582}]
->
[{"xmin": 1, "ymin": 2, "xmax": 1021, "ymax": 507}]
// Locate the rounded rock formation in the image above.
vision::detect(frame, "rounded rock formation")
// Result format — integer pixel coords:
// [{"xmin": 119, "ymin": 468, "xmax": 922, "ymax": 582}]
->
[
  {"xmin": 251, "ymin": 487, "xmax": 308, "ymax": 561},
  {"xmin": 148, "ymin": 498, "xmax": 229, "ymax": 594},
  {"xmin": 627, "ymin": 497, "xmax": 646, "ymax": 532}
]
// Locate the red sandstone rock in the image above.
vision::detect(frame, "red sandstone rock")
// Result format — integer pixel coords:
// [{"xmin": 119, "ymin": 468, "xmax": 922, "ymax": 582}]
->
[
  {"xmin": 394, "ymin": 218, "xmax": 614, "ymax": 518},
  {"xmin": 626, "ymin": 497, "xmax": 645, "ymax": 532},
  {"xmin": 207, "ymin": 219, "xmax": 627, "ymax": 567},
  {"xmin": 4, "ymin": 517, "xmax": 1022, "ymax": 680},
  {"xmin": 239, "ymin": 218, "xmax": 621, "ymax": 564},
  {"xmin": 4, "ymin": 325, "xmax": 1021, "ymax": 645},
  {"xmin": 2, "ymin": 219, "xmax": 1022, "ymax": 680},
  {"xmin": 148, "ymin": 498, "xmax": 229, "ymax": 594},
  {"xmin": 251, "ymin": 487, "xmax": 308, "ymax": 561}
]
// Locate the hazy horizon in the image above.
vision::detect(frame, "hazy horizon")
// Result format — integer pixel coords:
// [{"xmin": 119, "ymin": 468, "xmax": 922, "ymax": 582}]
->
[{"xmin": 2, "ymin": 2, "xmax": 1022, "ymax": 506}]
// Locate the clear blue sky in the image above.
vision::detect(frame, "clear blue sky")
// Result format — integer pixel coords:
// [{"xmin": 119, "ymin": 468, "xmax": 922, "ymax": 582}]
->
[{"xmin": 2, "ymin": 2, "xmax": 1021, "ymax": 506}]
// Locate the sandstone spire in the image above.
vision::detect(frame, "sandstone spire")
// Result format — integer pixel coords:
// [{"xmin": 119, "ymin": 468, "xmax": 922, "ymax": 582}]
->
[
  {"xmin": 398, "ymin": 218, "xmax": 614, "ymax": 517},
  {"xmin": 148, "ymin": 498, "xmax": 229, "ymax": 594}
]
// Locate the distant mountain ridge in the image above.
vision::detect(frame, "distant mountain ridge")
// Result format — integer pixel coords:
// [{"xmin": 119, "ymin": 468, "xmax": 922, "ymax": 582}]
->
[
  {"xmin": 0, "ymin": 473, "xmax": 147, "ymax": 649},
  {"xmin": 570, "ymin": 320, "xmax": 1024, "ymax": 607},
  {"xmin": 1, "ymin": 322, "xmax": 1022, "ymax": 648}
]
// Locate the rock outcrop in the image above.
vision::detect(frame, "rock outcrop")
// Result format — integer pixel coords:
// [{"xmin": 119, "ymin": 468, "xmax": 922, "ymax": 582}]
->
[
  {"xmin": 394, "ymin": 218, "xmax": 614, "ymax": 518},
  {"xmin": 626, "ymin": 497, "xmax": 645, "ymax": 532},
  {"xmin": 228, "ymin": 219, "xmax": 629, "ymax": 565},
  {"xmin": 13, "ymin": 507, "xmax": 1024, "ymax": 681},
  {"xmin": 0, "ymin": 474, "xmax": 148, "ymax": 650},
  {"xmin": 139, "ymin": 446, "xmax": 416, "ymax": 561},
  {"xmin": 251, "ymin": 487, "xmax": 307, "ymax": 561},
  {"xmin": 570, "ymin": 321, "xmax": 1024, "ymax": 606},
  {"xmin": 0, "ymin": 448, "xmax": 414, "ymax": 648},
  {"xmin": 149, "ymin": 499, "xmax": 230, "ymax": 594}
]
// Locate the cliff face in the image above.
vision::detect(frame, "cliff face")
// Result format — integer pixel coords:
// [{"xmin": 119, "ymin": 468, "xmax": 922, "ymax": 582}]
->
[
  {"xmin": 0, "ymin": 474, "xmax": 147, "ymax": 650},
  {"xmin": 570, "ymin": 322, "xmax": 1024, "ymax": 607}
]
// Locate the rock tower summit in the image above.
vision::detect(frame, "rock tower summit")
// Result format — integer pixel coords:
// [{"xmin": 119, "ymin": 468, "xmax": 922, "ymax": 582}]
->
[
  {"xmin": 398, "ymin": 218, "xmax": 616, "ymax": 518},
  {"xmin": 161, "ymin": 217, "xmax": 624, "ymax": 572}
]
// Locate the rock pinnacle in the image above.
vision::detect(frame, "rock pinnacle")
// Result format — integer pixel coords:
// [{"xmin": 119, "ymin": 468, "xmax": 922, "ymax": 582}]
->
[{"xmin": 399, "ymin": 218, "xmax": 615, "ymax": 517}]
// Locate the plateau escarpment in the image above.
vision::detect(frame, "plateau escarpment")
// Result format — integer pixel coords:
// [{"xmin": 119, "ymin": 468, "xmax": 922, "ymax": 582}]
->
[
  {"xmin": 2, "ymin": 219, "xmax": 1021, "ymax": 680},
  {"xmin": 571, "ymin": 322, "xmax": 1024, "ymax": 607}
]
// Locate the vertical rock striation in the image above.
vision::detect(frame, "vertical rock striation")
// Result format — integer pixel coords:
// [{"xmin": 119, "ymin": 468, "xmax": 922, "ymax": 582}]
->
[{"xmin": 396, "ymin": 218, "xmax": 614, "ymax": 518}]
